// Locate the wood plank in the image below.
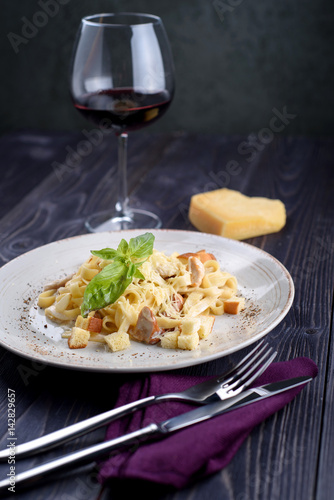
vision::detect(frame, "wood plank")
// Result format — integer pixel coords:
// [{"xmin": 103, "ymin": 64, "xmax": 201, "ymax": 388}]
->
[
  {"xmin": 0, "ymin": 131, "xmax": 79, "ymax": 220},
  {"xmin": 195, "ymin": 137, "xmax": 333, "ymax": 500},
  {"xmin": 316, "ymin": 305, "xmax": 334, "ymax": 500}
]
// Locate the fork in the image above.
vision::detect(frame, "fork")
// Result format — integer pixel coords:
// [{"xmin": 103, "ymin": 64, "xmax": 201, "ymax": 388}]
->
[{"xmin": 0, "ymin": 339, "xmax": 276, "ymax": 461}]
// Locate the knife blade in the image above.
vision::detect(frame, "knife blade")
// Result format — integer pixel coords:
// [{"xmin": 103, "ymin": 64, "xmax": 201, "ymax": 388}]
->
[
  {"xmin": 161, "ymin": 375, "xmax": 312, "ymax": 432},
  {"xmin": 0, "ymin": 375, "xmax": 313, "ymax": 492}
]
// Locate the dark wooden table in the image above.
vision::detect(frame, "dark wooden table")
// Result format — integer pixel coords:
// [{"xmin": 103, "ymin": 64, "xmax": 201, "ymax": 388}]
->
[{"xmin": 0, "ymin": 130, "xmax": 333, "ymax": 500}]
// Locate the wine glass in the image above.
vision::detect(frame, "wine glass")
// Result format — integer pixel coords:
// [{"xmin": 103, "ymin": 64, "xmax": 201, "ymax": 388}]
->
[{"xmin": 70, "ymin": 13, "xmax": 175, "ymax": 232}]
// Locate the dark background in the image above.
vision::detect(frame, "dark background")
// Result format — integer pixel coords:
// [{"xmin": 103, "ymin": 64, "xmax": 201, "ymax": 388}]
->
[{"xmin": 1, "ymin": 0, "xmax": 334, "ymax": 137}]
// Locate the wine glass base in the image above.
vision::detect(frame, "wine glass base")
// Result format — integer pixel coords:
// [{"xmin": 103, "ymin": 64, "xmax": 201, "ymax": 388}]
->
[{"xmin": 85, "ymin": 208, "xmax": 162, "ymax": 233}]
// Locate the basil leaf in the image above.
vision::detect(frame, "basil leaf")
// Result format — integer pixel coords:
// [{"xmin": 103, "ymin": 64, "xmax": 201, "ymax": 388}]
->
[
  {"xmin": 81, "ymin": 260, "xmax": 135, "ymax": 316},
  {"xmin": 133, "ymin": 267, "xmax": 145, "ymax": 280},
  {"xmin": 91, "ymin": 248, "xmax": 119, "ymax": 260},
  {"xmin": 128, "ymin": 232, "xmax": 155, "ymax": 261},
  {"xmin": 117, "ymin": 239, "xmax": 129, "ymax": 257},
  {"xmin": 81, "ymin": 233, "xmax": 154, "ymax": 316}
]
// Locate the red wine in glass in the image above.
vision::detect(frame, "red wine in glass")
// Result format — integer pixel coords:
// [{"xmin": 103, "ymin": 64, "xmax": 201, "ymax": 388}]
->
[{"xmin": 74, "ymin": 88, "xmax": 172, "ymax": 134}]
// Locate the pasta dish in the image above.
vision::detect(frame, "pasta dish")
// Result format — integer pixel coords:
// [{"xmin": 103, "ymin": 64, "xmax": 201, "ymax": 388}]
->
[{"xmin": 37, "ymin": 234, "xmax": 244, "ymax": 353}]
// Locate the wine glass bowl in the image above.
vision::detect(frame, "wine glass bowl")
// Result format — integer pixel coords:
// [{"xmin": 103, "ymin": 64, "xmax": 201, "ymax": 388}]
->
[{"xmin": 70, "ymin": 13, "xmax": 175, "ymax": 231}]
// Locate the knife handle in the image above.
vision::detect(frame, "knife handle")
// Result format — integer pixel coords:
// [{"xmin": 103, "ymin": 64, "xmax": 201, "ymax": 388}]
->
[
  {"xmin": 0, "ymin": 394, "xmax": 159, "ymax": 462},
  {"xmin": 0, "ymin": 423, "xmax": 160, "ymax": 493}
]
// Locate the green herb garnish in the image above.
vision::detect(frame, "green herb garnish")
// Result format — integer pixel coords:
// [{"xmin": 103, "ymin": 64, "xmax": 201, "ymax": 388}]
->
[{"xmin": 81, "ymin": 232, "xmax": 155, "ymax": 317}]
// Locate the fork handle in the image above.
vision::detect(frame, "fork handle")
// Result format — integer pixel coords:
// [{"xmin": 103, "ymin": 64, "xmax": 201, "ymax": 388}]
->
[
  {"xmin": 0, "ymin": 423, "xmax": 161, "ymax": 493},
  {"xmin": 0, "ymin": 394, "xmax": 161, "ymax": 461}
]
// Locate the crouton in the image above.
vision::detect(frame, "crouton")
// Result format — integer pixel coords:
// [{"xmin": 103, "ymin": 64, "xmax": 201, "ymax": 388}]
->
[
  {"xmin": 160, "ymin": 329, "xmax": 180, "ymax": 349},
  {"xmin": 75, "ymin": 315, "xmax": 90, "ymax": 330},
  {"xmin": 181, "ymin": 317, "xmax": 201, "ymax": 335},
  {"xmin": 68, "ymin": 327, "xmax": 90, "ymax": 349},
  {"xmin": 178, "ymin": 332, "xmax": 200, "ymax": 350},
  {"xmin": 224, "ymin": 297, "xmax": 245, "ymax": 314},
  {"xmin": 105, "ymin": 331, "xmax": 131, "ymax": 352}
]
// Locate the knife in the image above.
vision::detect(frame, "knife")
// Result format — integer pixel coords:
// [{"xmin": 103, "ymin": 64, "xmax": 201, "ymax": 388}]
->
[{"xmin": 0, "ymin": 375, "xmax": 312, "ymax": 492}]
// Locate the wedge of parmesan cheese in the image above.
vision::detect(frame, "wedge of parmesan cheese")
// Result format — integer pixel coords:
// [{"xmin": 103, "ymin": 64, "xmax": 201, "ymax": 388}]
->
[{"xmin": 189, "ymin": 188, "xmax": 286, "ymax": 240}]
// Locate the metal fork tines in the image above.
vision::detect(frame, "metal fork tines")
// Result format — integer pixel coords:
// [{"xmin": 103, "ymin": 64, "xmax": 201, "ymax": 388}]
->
[
  {"xmin": 0, "ymin": 339, "xmax": 276, "ymax": 461},
  {"xmin": 176, "ymin": 339, "xmax": 276, "ymax": 404},
  {"xmin": 214, "ymin": 341, "xmax": 277, "ymax": 401}
]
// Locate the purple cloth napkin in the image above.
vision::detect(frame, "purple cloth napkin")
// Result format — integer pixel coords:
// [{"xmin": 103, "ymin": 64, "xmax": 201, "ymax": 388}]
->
[{"xmin": 99, "ymin": 357, "xmax": 317, "ymax": 488}]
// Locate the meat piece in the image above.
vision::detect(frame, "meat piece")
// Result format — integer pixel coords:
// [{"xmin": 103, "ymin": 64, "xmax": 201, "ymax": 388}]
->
[
  {"xmin": 196, "ymin": 250, "xmax": 217, "ymax": 263},
  {"xmin": 172, "ymin": 293, "xmax": 184, "ymax": 312},
  {"xmin": 43, "ymin": 273, "xmax": 75, "ymax": 291},
  {"xmin": 178, "ymin": 250, "xmax": 216, "ymax": 264},
  {"xmin": 156, "ymin": 265, "xmax": 176, "ymax": 279},
  {"xmin": 155, "ymin": 261, "xmax": 179, "ymax": 279},
  {"xmin": 162, "ymin": 293, "xmax": 184, "ymax": 318},
  {"xmin": 130, "ymin": 307, "xmax": 162, "ymax": 344},
  {"xmin": 189, "ymin": 256, "xmax": 205, "ymax": 287},
  {"xmin": 177, "ymin": 252, "xmax": 196, "ymax": 261},
  {"xmin": 88, "ymin": 316, "xmax": 103, "ymax": 333}
]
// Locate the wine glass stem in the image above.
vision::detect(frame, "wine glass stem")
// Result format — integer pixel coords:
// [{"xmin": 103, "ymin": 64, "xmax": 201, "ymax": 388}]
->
[{"xmin": 116, "ymin": 133, "xmax": 130, "ymax": 216}]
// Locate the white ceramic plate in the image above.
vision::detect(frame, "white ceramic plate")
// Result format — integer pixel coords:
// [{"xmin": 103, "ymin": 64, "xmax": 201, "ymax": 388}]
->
[{"xmin": 0, "ymin": 229, "xmax": 294, "ymax": 372}]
